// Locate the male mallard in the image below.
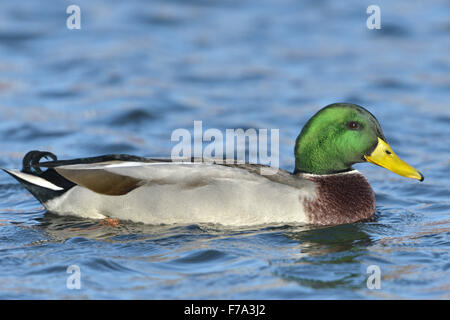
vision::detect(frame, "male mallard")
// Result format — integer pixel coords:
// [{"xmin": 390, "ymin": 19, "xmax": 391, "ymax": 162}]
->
[{"xmin": 3, "ymin": 103, "xmax": 423, "ymax": 226}]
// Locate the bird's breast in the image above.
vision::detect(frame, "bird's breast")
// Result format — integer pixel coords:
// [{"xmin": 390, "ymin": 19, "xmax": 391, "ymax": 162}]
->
[{"xmin": 302, "ymin": 171, "xmax": 376, "ymax": 225}]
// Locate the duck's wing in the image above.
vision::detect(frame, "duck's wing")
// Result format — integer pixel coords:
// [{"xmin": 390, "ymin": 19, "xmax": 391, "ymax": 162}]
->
[
  {"xmin": 54, "ymin": 161, "xmax": 311, "ymax": 198},
  {"xmin": 53, "ymin": 163, "xmax": 146, "ymax": 196},
  {"xmin": 5, "ymin": 151, "xmax": 306, "ymax": 202}
]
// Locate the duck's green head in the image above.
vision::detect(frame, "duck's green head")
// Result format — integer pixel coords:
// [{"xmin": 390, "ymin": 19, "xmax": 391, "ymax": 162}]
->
[{"xmin": 294, "ymin": 103, "xmax": 423, "ymax": 181}]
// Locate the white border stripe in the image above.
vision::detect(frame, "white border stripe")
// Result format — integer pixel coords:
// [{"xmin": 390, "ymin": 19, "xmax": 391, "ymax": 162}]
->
[{"xmin": 4, "ymin": 169, "xmax": 64, "ymax": 191}]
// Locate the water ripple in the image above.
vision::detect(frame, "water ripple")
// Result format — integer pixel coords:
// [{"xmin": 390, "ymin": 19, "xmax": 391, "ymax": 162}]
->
[{"xmin": 0, "ymin": 0, "xmax": 448, "ymax": 299}]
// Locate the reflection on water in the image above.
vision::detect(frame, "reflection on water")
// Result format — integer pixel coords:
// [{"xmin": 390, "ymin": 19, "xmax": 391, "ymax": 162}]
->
[
  {"xmin": 0, "ymin": 0, "xmax": 449, "ymax": 299},
  {"xmin": 287, "ymin": 224, "xmax": 373, "ymax": 256}
]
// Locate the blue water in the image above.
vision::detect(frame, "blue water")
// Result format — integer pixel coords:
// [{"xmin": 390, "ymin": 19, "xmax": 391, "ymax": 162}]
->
[{"xmin": 0, "ymin": 0, "xmax": 449, "ymax": 299}]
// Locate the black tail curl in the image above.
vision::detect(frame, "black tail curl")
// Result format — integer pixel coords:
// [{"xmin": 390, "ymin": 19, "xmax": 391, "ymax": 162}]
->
[
  {"xmin": 22, "ymin": 150, "xmax": 58, "ymax": 174},
  {"xmin": 21, "ymin": 150, "xmax": 74, "ymax": 189}
]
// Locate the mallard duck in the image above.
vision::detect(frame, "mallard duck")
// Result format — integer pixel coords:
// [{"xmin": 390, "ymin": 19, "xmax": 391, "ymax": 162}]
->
[{"xmin": 3, "ymin": 103, "xmax": 423, "ymax": 226}]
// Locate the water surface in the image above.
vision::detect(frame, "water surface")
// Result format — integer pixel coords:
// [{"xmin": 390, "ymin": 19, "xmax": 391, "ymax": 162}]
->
[{"xmin": 0, "ymin": 0, "xmax": 449, "ymax": 299}]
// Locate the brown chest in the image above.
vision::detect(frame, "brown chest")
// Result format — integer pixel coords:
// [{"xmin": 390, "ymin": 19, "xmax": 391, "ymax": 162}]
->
[{"xmin": 303, "ymin": 172, "xmax": 376, "ymax": 225}]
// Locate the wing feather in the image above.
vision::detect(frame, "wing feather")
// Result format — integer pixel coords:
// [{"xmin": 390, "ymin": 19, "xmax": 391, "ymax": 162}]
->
[{"xmin": 55, "ymin": 166, "xmax": 144, "ymax": 196}]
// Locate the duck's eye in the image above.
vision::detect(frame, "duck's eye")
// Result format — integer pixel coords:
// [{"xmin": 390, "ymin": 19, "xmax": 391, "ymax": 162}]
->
[{"xmin": 347, "ymin": 121, "xmax": 360, "ymax": 130}]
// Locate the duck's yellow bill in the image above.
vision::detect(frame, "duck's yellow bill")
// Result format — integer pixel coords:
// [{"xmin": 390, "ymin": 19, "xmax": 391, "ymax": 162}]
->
[{"xmin": 364, "ymin": 137, "xmax": 424, "ymax": 181}]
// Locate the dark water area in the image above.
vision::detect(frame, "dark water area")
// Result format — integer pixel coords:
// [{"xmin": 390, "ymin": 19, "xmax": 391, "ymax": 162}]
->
[{"xmin": 0, "ymin": 0, "xmax": 449, "ymax": 299}]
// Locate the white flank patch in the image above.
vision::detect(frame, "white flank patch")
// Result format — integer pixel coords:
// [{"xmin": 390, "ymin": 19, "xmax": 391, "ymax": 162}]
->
[{"xmin": 4, "ymin": 169, "xmax": 64, "ymax": 191}]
